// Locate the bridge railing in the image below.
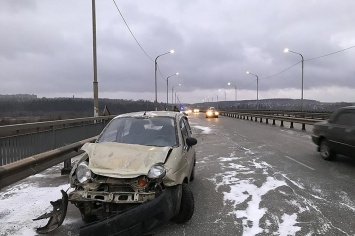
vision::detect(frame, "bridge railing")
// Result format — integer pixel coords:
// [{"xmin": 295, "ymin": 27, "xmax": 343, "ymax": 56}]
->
[
  {"xmin": 220, "ymin": 111, "xmax": 329, "ymax": 130},
  {"xmin": 0, "ymin": 115, "xmax": 115, "ymax": 166}
]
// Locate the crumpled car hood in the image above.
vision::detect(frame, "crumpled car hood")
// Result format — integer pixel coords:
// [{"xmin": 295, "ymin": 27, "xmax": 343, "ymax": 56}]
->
[{"xmin": 81, "ymin": 142, "xmax": 171, "ymax": 178}]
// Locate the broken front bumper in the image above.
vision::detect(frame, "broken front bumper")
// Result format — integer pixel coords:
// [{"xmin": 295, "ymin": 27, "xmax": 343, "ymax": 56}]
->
[
  {"xmin": 69, "ymin": 189, "xmax": 156, "ymax": 204},
  {"xmin": 80, "ymin": 185, "xmax": 181, "ymax": 236},
  {"xmin": 33, "ymin": 190, "xmax": 69, "ymax": 234}
]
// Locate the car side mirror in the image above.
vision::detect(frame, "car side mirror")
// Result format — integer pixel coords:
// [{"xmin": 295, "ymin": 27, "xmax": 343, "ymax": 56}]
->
[{"xmin": 186, "ymin": 137, "xmax": 197, "ymax": 146}]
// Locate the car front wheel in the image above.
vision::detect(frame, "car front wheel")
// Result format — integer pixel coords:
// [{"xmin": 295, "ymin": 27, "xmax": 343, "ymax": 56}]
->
[
  {"xmin": 172, "ymin": 183, "xmax": 194, "ymax": 223},
  {"xmin": 320, "ymin": 139, "xmax": 336, "ymax": 161}
]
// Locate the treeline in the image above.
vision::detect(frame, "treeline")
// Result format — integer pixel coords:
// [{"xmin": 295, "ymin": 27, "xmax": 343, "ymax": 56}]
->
[{"xmin": 0, "ymin": 97, "xmax": 164, "ymax": 125}]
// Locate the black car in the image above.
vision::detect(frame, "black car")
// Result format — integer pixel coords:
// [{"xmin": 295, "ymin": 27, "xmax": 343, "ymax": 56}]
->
[{"xmin": 312, "ymin": 106, "xmax": 355, "ymax": 160}]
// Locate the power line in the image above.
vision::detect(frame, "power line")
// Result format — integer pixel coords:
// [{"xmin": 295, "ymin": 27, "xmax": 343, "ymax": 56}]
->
[
  {"xmin": 305, "ymin": 45, "xmax": 355, "ymax": 61},
  {"xmin": 112, "ymin": 1, "xmax": 167, "ymax": 83},
  {"xmin": 112, "ymin": 0, "xmax": 153, "ymax": 62},
  {"xmin": 253, "ymin": 45, "xmax": 355, "ymax": 83},
  {"xmin": 260, "ymin": 61, "xmax": 301, "ymax": 81}
]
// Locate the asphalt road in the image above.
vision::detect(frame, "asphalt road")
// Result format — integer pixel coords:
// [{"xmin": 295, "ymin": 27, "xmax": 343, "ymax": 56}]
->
[{"xmin": 1, "ymin": 113, "xmax": 354, "ymax": 236}]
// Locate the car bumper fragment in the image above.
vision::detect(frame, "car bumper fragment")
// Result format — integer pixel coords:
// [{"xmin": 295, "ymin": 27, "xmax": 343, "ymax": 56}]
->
[
  {"xmin": 33, "ymin": 189, "xmax": 69, "ymax": 234},
  {"xmin": 79, "ymin": 185, "xmax": 181, "ymax": 236}
]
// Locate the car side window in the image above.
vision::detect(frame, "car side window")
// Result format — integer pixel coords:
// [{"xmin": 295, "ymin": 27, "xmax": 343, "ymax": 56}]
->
[
  {"xmin": 184, "ymin": 118, "xmax": 193, "ymax": 135},
  {"xmin": 180, "ymin": 118, "xmax": 189, "ymax": 147},
  {"xmin": 333, "ymin": 112, "xmax": 355, "ymax": 126}
]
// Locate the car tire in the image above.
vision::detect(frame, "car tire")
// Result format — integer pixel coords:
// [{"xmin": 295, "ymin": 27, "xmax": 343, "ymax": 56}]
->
[
  {"xmin": 319, "ymin": 139, "xmax": 336, "ymax": 161},
  {"xmin": 172, "ymin": 183, "xmax": 194, "ymax": 224}
]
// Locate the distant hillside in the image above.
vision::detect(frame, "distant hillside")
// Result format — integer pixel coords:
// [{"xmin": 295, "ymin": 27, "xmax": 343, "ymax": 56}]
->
[
  {"xmin": 0, "ymin": 97, "xmax": 167, "ymax": 125},
  {"xmin": 192, "ymin": 98, "xmax": 354, "ymax": 112}
]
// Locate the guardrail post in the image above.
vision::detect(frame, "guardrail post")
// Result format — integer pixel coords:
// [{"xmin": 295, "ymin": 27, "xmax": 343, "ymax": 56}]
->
[
  {"xmin": 280, "ymin": 120, "xmax": 284, "ymax": 127},
  {"xmin": 266, "ymin": 118, "xmax": 269, "ymax": 124},
  {"xmin": 255, "ymin": 117, "xmax": 258, "ymax": 122},
  {"xmin": 61, "ymin": 159, "xmax": 72, "ymax": 175},
  {"xmin": 290, "ymin": 122, "xmax": 294, "ymax": 129},
  {"xmin": 260, "ymin": 118, "xmax": 263, "ymax": 123},
  {"xmin": 302, "ymin": 124, "xmax": 306, "ymax": 131},
  {"xmin": 272, "ymin": 119, "xmax": 276, "ymax": 125}
]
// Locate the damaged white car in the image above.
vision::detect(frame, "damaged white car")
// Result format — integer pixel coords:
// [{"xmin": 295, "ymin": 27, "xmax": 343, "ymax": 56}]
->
[{"xmin": 35, "ymin": 111, "xmax": 197, "ymax": 235}]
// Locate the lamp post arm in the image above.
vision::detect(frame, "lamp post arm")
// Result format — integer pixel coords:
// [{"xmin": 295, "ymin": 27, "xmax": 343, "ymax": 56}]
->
[
  {"xmin": 288, "ymin": 50, "xmax": 304, "ymax": 111},
  {"xmin": 154, "ymin": 51, "xmax": 173, "ymax": 111}
]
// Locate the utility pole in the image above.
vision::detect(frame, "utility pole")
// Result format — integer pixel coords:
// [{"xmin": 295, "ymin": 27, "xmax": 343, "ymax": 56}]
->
[{"xmin": 92, "ymin": 0, "xmax": 99, "ymax": 117}]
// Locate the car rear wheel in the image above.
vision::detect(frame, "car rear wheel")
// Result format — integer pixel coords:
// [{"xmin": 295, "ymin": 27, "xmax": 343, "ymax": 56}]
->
[
  {"xmin": 172, "ymin": 183, "xmax": 194, "ymax": 223},
  {"xmin": 320, "ymin": 139, "xmax": 336, "ymax": 161}
]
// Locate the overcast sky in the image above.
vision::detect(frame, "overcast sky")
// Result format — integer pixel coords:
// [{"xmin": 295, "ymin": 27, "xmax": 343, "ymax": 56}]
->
[{"xmin": 1, "ymin": 0, "xmax": 355, "ymax": 104}]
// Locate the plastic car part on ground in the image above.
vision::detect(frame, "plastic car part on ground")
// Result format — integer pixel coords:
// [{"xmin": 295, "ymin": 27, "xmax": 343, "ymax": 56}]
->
[{"xmin": 33, "ymin": 190, "xmax": 69, "ymax": 234}]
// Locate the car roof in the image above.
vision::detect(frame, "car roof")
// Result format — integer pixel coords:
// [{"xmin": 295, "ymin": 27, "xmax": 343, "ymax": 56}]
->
[{"xmin": 114, "ymin": 111, "xmax": 183, "ymax": 119}]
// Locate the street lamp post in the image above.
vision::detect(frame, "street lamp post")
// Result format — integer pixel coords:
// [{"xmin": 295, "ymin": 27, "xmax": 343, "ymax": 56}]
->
[
  {"xmin": 246, "ymin": 71, "xmax": 259, "ymax": 110},
  {"xmin": 155, "ymin": 50, "xmax": 174, "ymax": 111},
  {"xmin": 216, "ymin": 95, "xmax": 219, "ymax": 110},
  {"xmin": 228, "ymin": 82, "xmax": 238, "ymax": 109},
  {"xmin": 284, "ymin": 48, "xmax": 304, "ymax": 111},
  {"xmin": 219, "ymin": 89, "xmax": 226, "ymax": 101},
  {"xmin": 166, "ymin": 72, "xmax": 179, "ymax": 105},
  {"xmin": 171, "ymin": 84, "xmax": 181, "ymax": 106}
]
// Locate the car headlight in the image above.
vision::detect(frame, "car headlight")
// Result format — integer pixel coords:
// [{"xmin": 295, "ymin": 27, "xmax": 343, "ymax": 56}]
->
[
  {"xmin": 215, "ymin": 112, "xmax": 219, "ymax": 115},
  {"xmin": 147, "ymin": 164, "xmax": 166, "ymax": 179},
  {"xmin": 76, "ymin": 161, "xmax": 92, "ymax": 183},
  {"xmin": 207, "ymin": 111, "xmax": 212, "ymax": 116}
]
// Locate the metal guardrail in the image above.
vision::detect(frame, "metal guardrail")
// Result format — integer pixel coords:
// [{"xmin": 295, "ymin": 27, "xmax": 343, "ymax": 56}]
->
[
  {"xmin": 220, "ymin": 111, "xmax": 326, "ymax": 130},
  {"xmin": 0, "ymin": 115, "xmax": 115, "ymax": 166},
  {"xmin": 0, "ymin": 136, "xmax": 98, "ymax": 190}
]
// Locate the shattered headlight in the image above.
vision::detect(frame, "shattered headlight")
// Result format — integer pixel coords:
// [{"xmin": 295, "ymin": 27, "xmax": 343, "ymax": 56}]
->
[
  {"xmin": 76, "ymin": 161, "xmax": 92, "ymax": 183},
  {"xmin": 147, "ymin": 164, "xmax": 166, "ymax": 180}
]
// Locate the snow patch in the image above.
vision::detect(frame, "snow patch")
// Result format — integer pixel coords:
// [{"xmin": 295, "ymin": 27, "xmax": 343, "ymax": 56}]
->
[
  {"xmin": 193, "ymin": 125, "xmax": 212, "ymax": 134},
  {"xmin": 0, "ymin": 182, "xmax": 70, "ymax": 235}
]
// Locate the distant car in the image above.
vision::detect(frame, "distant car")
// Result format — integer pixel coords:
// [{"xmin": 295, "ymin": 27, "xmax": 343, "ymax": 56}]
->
[
  {"xmin": 312, "ymin": 106, "xmax": 355, "ymax": 160},
  {"xmin": 37, "ymin": 111, "xmax": 198, "ymax": 234},
  {"xmin": 193, "ymin": 109, "xmax": 200, "ymax": 113},
  {"xmin": 205, "ymin": 107, "xmax": 219, "ymax": 118}
]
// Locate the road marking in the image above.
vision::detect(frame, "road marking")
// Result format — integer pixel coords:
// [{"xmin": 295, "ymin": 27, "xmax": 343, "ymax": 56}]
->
[{"xmin": 285, "ymin": 155, "xmax": 315, "ymax": 171}]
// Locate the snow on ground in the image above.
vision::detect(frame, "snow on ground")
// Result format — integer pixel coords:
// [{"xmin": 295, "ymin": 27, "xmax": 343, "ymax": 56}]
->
[
  {"xmin": 209, "ymin": 153, "xmax": 303, "ymax": 236},
  {"xmin": 192, "ymin": 125, "xmax": 212, "ymax": 134},
  {"xmin": 0, "ymin": 178, "xmax": 71, "ymax": 236}
]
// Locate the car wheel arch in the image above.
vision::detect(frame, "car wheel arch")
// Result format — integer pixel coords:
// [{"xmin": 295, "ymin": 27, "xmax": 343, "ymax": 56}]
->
[{"xmin": 319, "ymin": 138, "xmax": 336, "ymax": 161}]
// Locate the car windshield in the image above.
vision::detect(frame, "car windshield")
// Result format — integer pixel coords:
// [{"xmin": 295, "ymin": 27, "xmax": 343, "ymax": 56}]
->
[{"xmin": 97, "ymin": 116, "xmax": 177, "ymax": 147}]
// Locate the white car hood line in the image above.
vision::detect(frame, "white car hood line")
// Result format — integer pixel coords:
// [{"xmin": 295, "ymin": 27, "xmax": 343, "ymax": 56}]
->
[{"xmin": 81, "ymin": 142, "xmax": 171, "ymax": 178}]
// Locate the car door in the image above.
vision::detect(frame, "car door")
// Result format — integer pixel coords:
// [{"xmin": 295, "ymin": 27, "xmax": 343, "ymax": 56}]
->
[
  {"xmin": 329, "ymin": 110, "xmax": 355, "ymax": 156},
  {"xmin": 179, "ymin": 117, "xmax": 195, "ymax": 177}
]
